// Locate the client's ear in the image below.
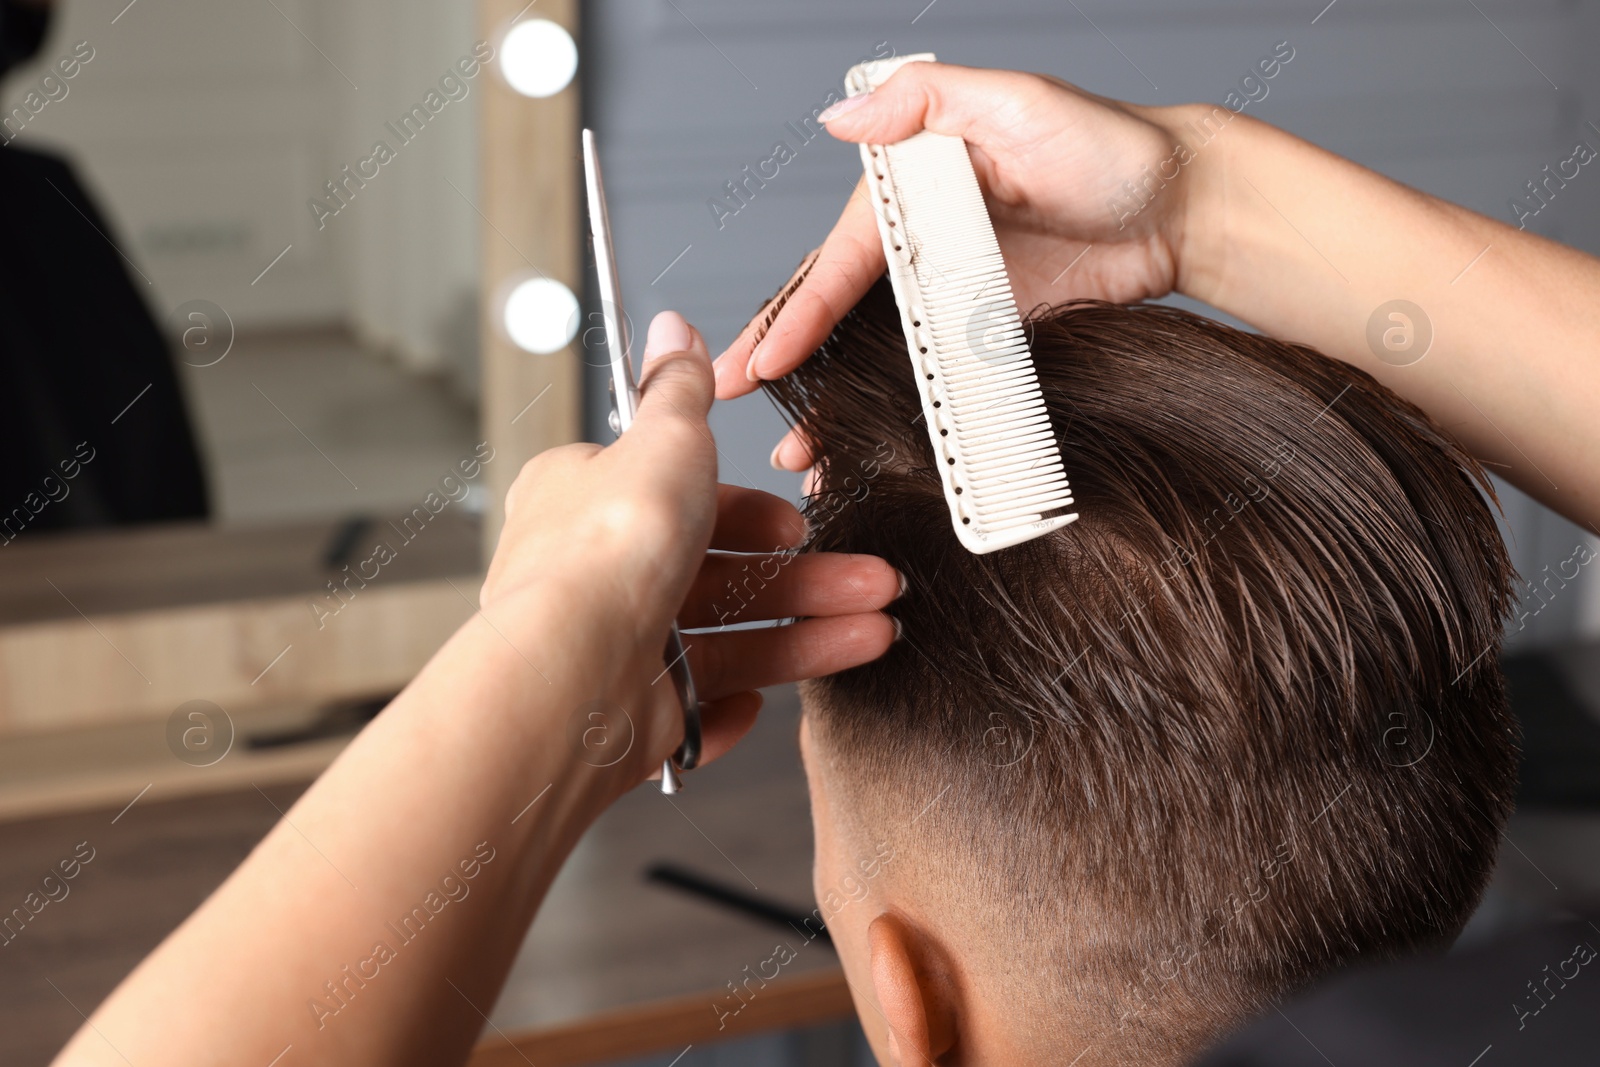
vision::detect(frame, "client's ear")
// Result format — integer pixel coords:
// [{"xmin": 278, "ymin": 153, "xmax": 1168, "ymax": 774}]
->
[{"xmin": 867, "ymin": 913, "xmax": 960, "ymax": 1065}]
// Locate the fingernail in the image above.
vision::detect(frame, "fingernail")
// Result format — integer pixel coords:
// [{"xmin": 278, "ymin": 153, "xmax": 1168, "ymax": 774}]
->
[
  {"xmin": 895, "ymin": 570, "xmax": 909, "ymax": 599},
  {"xmin": 745, "ymin": 342, "xmax": 767, "ymax": 383},
  {"xmin": 769, "ymin": 439, "xmax": 786, "ymax": 470},
  {"xmin": 891, "ymin": 615, "xmax": 904, "ymax": 643},
  {"xmin": 644, "ymin": 310, "xmax": 693, "ymax": 362},
  {"xmin": 818, "ymin": 92, "xmax": 873, "ymax": 123}
]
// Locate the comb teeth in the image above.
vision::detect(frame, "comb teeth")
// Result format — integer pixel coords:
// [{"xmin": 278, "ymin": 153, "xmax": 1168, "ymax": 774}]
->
[{"xmin": 846, "ymin": 53, "xmax": 1078, "ymax": 554}]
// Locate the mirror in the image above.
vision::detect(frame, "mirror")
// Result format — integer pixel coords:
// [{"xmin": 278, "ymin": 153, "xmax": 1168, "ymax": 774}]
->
[
  {"xmin": 2, "ymin": 0, "xmax": 485, "ymax": 529},
  {"xmin": 0, "ymin": 0, "xmax": 581, "ymax": 766}
]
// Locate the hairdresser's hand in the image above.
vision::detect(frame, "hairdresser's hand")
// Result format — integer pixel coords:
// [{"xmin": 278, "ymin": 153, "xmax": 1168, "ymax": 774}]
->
[
  {"xmin": 714, "ymin": 60, "xmax": 1192, "ymax": 466},
  {"xmin": 483, "ymin": 311, "xmax": 900, "ymax": 788},
  {"xmin": 58, "ymin": 313, "xmax": 897, "ymax": 1067}
]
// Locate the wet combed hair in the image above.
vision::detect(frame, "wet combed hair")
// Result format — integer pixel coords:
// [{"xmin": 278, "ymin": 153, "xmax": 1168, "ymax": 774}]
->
[{"xmin": 763, "ymin": 277, "xmax": 1518, "ymax": 1063}]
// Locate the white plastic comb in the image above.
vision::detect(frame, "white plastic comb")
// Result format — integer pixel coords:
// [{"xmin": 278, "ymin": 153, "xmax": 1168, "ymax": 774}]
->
[{"xmin": 846, "ymin": 53, "xmax": 1078, "ymax": 554}]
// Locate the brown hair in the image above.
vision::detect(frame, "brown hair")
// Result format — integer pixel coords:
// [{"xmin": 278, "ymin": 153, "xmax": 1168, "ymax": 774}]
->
[{"xmin": 763, "ymin": 277, "xmax": 1518, "ymax": 1061}]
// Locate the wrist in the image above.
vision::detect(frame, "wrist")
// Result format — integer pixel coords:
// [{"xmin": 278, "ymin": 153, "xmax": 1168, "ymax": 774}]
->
[
  {"xmin": 468, "ymin": 572, "xmax": 683, "ymax": 801},
  {"xmin": 1144, "ymin": 102, "xmax": 1271, "ymax": 310}
]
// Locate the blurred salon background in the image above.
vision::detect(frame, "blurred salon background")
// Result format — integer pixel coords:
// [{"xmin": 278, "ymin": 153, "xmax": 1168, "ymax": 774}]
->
[{"xmin": 1, "ymin": 1, "xmax": 1597, "ymax": 1064}]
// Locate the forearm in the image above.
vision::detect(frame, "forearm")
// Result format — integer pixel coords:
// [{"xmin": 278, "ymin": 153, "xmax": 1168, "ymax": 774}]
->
[
  {"xmin": 57, "ymin": 582, "xmax": 624, "ymax": 1067},
  {"xmin": 1168, "ymin": 103, "xmax": 1600, "ymax": 530}
]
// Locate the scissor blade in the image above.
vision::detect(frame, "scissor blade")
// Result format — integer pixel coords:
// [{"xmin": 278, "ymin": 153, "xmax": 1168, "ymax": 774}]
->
[
  {"xmin": 581, "ymin": 128, "xmax": 636, "ymax": 430},
  {"xmin": 581, "ymin": 131, "xmax": 703, "ymax": 787}
]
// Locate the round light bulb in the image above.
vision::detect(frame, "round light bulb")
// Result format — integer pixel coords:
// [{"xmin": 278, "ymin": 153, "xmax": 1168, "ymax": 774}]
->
[
  {"xmin": 503, "ymin": 277, "xmax": 579, "ymax": 354},
  {"xmin": 499, "ymin": 19, "xmax": 578, "ymax": 98}
]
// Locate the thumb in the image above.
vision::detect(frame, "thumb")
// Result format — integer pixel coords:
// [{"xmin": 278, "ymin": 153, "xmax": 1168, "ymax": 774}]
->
[
  {"xmin": 819, "ymin": 60, "xmax": 1043, "ymax": 149},
  {"xmin": 630, "ymin": 310, "xmax": 715, "ymax": 442}
]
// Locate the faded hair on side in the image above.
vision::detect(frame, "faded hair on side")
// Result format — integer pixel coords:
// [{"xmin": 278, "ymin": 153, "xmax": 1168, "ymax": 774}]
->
[{"xmin": 763, "ymin": 276, "xmax": 1518, "ymax": 1062}]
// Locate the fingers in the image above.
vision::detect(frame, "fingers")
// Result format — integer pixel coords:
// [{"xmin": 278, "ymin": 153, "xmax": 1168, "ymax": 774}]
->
[
  {"xmin": 710, "ymin": 484, "xmax": 806, "ymax": 552},
  {"xmin": 684, "ymin": 689, "xmax": 762, "ymax": 771},
  {"xmin": 713, "ymin": 178, "xmax": 885, "ymax": 398},
  {"xmin": 645, "ymin": 689, "xmax": 762, "ymax": 780},
  {"xmin": 713, "ymin": 64, "xmax": 1077, "ymax": 400},
  {"xmin": 716, "ymin": 249, "xmax": 818, "ymax": 398},
  {"xmin": 818, "ymin": 60, "xmax": 1046, "ymax": 150},
  {"xmin": 680, "ymin": 550, "xmax": 899, "ymax": 629},
  {"xmin": 633, "ymin": 311, "xmax": 715, "ymax": 441},
  {"xmin": 687, "ymin": 612, "xmax": 897, "ymax": 701},
  {"xmin": 769, "ymin": 427, "xmax": 813, "ymax": 472},
  {"xmin": 800, "ymin": 465, "xmax": 821, "ymax": 498}
]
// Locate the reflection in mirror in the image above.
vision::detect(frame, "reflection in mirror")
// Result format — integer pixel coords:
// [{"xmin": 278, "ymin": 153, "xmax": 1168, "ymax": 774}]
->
[
  {"xmin": 0, "ymin": 0, "xmax": 508, "ymax": 806},
  {"xmin": 2, "ymin": 0, "xmax": 483, "ymax": 533}
]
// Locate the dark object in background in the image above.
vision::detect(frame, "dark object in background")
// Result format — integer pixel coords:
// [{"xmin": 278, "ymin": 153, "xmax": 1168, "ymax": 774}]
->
[
  {"xmin": 646, "ymin": 862, "xmax": 833, "ymax": 947},
  {"xmin": 0, "ymin": 144, "xmax": 209, "ymax": 532},
  {"xmin": 1192, "ymin": 916, "xmax": 1600, "ymax": 1066},
  {"xmin": 244, "ymin": 693, "xmax": 394, "ymax": 750},
  {"xmin": 321, "ymin": 516, "xmax": 374, "ymax": 569},
  {"xmin": 0, "ymin": 0, "xmax": 50, "ymax": 79}
]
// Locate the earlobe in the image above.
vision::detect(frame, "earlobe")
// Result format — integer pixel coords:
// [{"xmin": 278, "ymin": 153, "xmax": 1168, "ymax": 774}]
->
[{"xmin": 867, "ymin": 913, "xmax": 958, "ymax": 1064}]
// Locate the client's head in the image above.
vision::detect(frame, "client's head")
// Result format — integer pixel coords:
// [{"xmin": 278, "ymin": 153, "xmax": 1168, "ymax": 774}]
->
[{"xmin": 761, "ymin": 277, "xmax": 1518, "ymax": 1066}]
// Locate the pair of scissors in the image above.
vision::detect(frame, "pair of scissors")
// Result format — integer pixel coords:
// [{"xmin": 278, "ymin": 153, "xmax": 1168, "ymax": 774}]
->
[{"xmin": 581, "ymin": 129, "xmax": 703, "ymax": 794}]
